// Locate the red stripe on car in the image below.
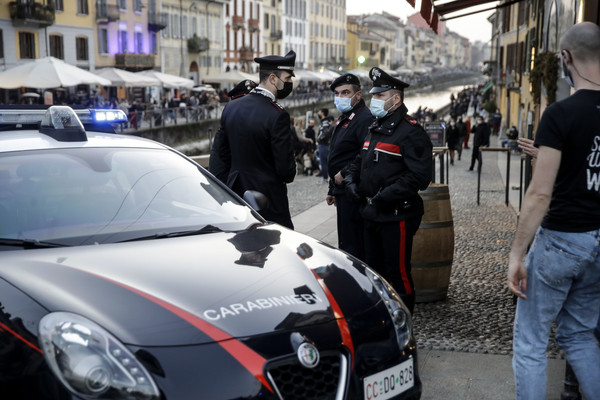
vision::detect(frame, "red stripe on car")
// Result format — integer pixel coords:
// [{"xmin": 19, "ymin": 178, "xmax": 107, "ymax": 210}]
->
[
  {"xmin": 375, "ymin": 142, "xmax": 401, "ymax": 155},
  {"xmin": 96, "ymin": 277, "xmax": 274, "ymax": 393},
  {"xmin": 310, "ymin": 270, "xmax": 356, "ymax": 370},
  {"xmin": 0, "ymin": 321, "xmax": 43, "ymax": 354}
]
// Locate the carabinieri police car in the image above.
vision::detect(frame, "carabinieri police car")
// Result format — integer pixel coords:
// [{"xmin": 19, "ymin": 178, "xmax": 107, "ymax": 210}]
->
[{"xmin": 0, "ymin": 105, "xmax": 422, "ymax": 400}]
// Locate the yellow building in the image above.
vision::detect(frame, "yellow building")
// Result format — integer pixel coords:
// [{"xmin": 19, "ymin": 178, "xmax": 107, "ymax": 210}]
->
[
  {"xmin": 309, "ymin": 0, "xmax": 346, "ymax": 71},
  {"xmin": 262, "ymin": 0, "xmax": 283, "ymax": 57}
]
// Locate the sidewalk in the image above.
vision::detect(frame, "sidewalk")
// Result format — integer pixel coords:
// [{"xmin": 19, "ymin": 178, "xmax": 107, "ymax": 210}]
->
[{"xmin": 291, "ymin": 140, "xmax": 568, "ymax": 399}]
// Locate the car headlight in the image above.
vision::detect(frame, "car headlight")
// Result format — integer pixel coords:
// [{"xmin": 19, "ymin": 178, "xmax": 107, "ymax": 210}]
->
[
  {"xmin": 38, "ymin": 312, "xmax": 160, "ymax": 400},
  {"xmin": 366, "ymin": 268, "xmax": 413, "ymax": 349}
]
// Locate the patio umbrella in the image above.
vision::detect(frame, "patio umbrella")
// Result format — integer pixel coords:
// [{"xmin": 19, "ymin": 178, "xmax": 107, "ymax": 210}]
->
[
  {"xmin": 135, "ymin": 70, "xmax": 194, "ymax": 89},
  {"xmin": 0, "ymin": 56, "xmax": 111, "ymax": 89},
  {"xmin": 95, "ymin": 67, "xmax": 161, "ymax": 87},
  {"xmin": 294, "ymin": 69, "xmax": 326, "ymax": 83},
  {"xmin": 202, "ymin": 69, "xmax": 258, "ymax": 84}
]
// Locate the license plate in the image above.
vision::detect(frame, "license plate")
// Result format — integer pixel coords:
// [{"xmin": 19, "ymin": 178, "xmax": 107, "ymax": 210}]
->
[{"xmin": 363, "ymin": 358, "xmax": 414, "ymax": 400}]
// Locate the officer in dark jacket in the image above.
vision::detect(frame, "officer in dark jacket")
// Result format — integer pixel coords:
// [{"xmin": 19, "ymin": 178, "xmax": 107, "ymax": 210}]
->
[
  {"xmin": 212, "ymin": 51, "xmax": 297, "ymax": 229},
  {"xmin": 326, "ymin": 73, "xmax": 373, "ymax": 260},
  {"xmin": 346, "ymin": 67, "xmax": 433, "ymax": 314},
  {"xmin": 209, "ymin": 79, "xmax": 258, "ymax": 183}
]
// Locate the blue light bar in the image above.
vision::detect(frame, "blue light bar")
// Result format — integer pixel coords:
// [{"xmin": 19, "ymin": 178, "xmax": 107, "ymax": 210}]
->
[{"xmin": 89, "ymin": 109, "xmax": 128, "ymax": 123}]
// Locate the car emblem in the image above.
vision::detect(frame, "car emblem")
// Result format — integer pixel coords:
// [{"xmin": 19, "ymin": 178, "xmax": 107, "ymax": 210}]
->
[{"xmin": 297, "ymin": 342, "xmax": 320, "ymax": 369}]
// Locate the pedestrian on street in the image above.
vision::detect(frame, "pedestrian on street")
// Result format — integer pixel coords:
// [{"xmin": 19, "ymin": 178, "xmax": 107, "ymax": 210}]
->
[
  {"xmin": 211, "ymin": 51, "xmax": 297, "ymax": 229},
  {"xmin": 456, "ymin": 116, "xmax": 467, "ymax": 160},
  {"xmin": 326, "ymin": 73, "xmax": 374, "ymax": 260},
  {"xmin": 462, "ymin": 116, "xmax": 471, "ymax": 149},
  {"xmin": 468, "ymin": 115, "xmax": 490, "ymax": 171},
  {"xmin": 445, "ymin": 117, "xmax": 460, "ymax": 165},
  {"xmin": 346, "ymin": 67, "xmax": 433, "ymax": 314},
  {"xmin": 507, "ymin": 22, "xmax": 600, "ymax": 400},
  {"xmin": 316, "ymin": 108, "xmax": 333, "ymax": 184}
]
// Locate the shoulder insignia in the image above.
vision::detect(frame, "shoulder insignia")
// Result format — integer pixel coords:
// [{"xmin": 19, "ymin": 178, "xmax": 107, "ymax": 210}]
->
[
  {"xmin": 269, "ymin": 100, "xmax": 285, "ymax": 111},
  {"xmin": 406, "ymin": 118, "xmax": 418, "ymax": 125}
]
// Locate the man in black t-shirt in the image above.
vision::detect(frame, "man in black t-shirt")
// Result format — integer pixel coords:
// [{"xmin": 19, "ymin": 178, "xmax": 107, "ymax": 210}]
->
[{"xmin": 508, "ymin": 22, "xmax": 600, "ymax": 399}]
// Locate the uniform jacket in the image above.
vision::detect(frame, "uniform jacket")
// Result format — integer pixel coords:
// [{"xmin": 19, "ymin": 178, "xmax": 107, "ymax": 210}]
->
[
  {"xmin": 213, "ymin": 90, "xmax": 296, "ymax": 228},
  {"xmin": 327, "ymin": 99, "xmax": 373, "ymax": 195},
  {"xmin": 349, "ymin": 103, "xmax": 433, "ymax": 222}
]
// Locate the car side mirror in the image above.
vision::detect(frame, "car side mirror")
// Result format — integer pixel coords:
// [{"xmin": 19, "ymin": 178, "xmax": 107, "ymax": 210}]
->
[{"xmin": 243, "ymin": 190, "xmax": 269, "ymax": 212}]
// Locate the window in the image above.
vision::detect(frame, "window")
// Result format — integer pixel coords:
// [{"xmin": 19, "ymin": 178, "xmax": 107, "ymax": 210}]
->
[
  {"xmin": 99, "ymin": 28, "xmax": 108, "ymax": 53},
  {"xmin": 264, "ymin": 13, "xmax": 269, "ymax": 29},
  {"xmin": 182, "ymin": 16, "xmax": 187, "ymax": 39},
  {"xmin": 55, "ymin": 0, "xmax": 64, "ymax": 11},
  {"xmin": 76, "ymin": 37, "xmax": 88, "ymax": 60},
  {"xmin": 119, "ymin": 0, "xmax": 126, "ymax": 10},
  {"xmin": 191, "ymin": 16, "xmax": 197, "ymax": 36},
  {"xmin": 119, "ymin": 29, "xmax": 128, "ymax": 53},
  {"xmin": 135, "ymin": 32, "xmax": 143, "ymax": 53},
  {"xmin": 19, "ymin": 32, "xmax": 35, "ymax": 59},
  {"xmin": 172, "ymin": 14, "xmax": 179, "ymax": 38},
  {"xmin": 0, "ymin": 30, "xmax": 3, "ymax": 58},
  {"xmin": 134, "ymin": 0, "xmax": 143, "ymax": 13},
  {"xmin": 77, "ymin": 0, "xmax": 89, "ymax": 14},
  {"xmin": 161, "ymin": 13, "xmax": 169, "ymax": 38},
  {"xmin": 150, "ymin": 32, "xmax": 158, "ymax": 54}
]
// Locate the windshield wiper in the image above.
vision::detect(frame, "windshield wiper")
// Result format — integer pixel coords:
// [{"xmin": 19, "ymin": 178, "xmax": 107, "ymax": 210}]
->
[
  {"xmin": 118, "ymin": 225, "xmax": 224, "ymax": 243},
  {"xmin": 0, "ymin": 238, "xmax": 67, "ymax": 249}
]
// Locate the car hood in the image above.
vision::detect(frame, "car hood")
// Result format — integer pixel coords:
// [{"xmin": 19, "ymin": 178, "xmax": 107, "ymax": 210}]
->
[{"xmin": 1, "ymin": 225, "xmax": 375, "ymax": 346}]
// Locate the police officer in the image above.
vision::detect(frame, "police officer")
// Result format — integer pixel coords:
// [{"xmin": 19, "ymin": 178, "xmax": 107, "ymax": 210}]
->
[
  {"xmin": 209, "ymin": 79, "xmax": 258, "ymax": 183},
  {"xmin": 212, "ymin": 51, "xmax": 297, "ymax": 229},
  {"xmin": 326, "ymin": 73, "xmax": 373, "ymax": 260},
  {"xmin": 346, "ymin": 67, "xmax": 433, "ymax": 314}
]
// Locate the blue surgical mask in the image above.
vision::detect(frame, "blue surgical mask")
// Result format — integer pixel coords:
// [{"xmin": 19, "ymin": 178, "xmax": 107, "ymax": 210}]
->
[
  {"xmin": 334, "ymin": 94, "xmax": 355, "ymax": 113},
  {"xmin": 370, "ymin": 97, "xmax": 391, "ymax": 118}
]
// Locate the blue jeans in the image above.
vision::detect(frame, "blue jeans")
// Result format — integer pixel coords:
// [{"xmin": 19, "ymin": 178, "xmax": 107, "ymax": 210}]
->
[
  {"xmin": 317, "ymin": 144, "xmax": 329, "ymax": 179},
  {"xmin": 513, "ymin": 227, "xmax": 600, "ymax": 400}
]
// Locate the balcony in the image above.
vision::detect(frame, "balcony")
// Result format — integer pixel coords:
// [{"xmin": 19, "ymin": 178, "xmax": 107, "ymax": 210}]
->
[
  {"xmin": 269, "ymin": 30, "xmax": 282, "ymax": 40},
  {"xmin": 232, "ymin": 15, "xmax": 244, "ymax": 30},
  {"xmin": 188, "ymin": 36, "xmax": 209, "ymax": 53},
  {"xmin": 248, "ymin": 18, "xmax": 259, "ymax": 31},
  {"xmin": 96, "ymin": 2, "xmax": 119, "ymax": 23},
  {"xmin": 148, "ymin": 11, "xmax": 166, "ymax": 31},
  {"xmin": 115, "ymin": 53, "xmax": 155, "ymax": 70},
  {"xmin": 9, "ymin": 1, "xmax": 54, "ymax": 28},
  {"xmin": 239, "ymin": 48, "xmax": 254, "ymax": 61}
]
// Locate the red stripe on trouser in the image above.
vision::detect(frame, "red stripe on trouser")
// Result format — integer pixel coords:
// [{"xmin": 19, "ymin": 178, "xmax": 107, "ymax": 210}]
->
[{"xmin": 398, "ymin": 220, "xmax": 412, "ymax": 294}]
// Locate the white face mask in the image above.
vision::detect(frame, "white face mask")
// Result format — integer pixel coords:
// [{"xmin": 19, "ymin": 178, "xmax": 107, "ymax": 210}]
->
[
  {"xmin": 334, "ymin": 93, "xmax": 357, "ymax": 113},
  {"xmin": 370, "ymin": 97, "xmax": 392, "ymax": 118}
]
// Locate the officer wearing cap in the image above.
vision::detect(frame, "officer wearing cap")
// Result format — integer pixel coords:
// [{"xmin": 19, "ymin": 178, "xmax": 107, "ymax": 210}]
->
[
  {"xmin": 325, "ymin": 73, "xmax": 373, "ymax": 260},
  {"xmin": 346, "ymin": 67, "xmax": 433, "ymax": 314},
  {"xmin": 209, "ymin": 79, "xmax": 257, "ymax": 183},
  {"xmin": 212, "ymin": 50, "xmax": 297, "ymax": 229}
]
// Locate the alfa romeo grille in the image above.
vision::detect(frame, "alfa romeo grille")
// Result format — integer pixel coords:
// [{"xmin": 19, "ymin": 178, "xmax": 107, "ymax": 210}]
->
[{"xmin": 266, "ymin": 352, "xmax": 348, "ymax": 400}]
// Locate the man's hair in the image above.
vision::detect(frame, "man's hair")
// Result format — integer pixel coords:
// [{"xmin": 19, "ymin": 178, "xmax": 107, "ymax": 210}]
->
[
  {"xmin": 259, "ymin": 69, "xmax": 283, "ymax": 84},
  {"xmin": 560, "ymin": 22, "xmax": 600, "ymax": 64},
  {"xmin": 320, "ymin": 108, "xmax": 329, "ymax": 116},
  {"xmin": 390, "ymin": 89, "xmax": 404, "ymax": 102}
]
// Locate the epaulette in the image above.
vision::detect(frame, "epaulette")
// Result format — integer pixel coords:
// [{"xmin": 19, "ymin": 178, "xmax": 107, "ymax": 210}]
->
[
  {"xmin": 269, "ymin": 100, "xmax": 285, "ymax": 111},
  {"xmin": 405, "ymin": 117, "xmax": 418, "ymax": 126}
]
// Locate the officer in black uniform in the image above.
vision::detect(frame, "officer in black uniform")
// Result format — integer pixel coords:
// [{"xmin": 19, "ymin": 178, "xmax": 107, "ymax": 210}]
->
[
  {"xmin": 211, "ymin": 51, "xmax": 297, "ymax": 229},
  {"xmin": 209, "ymin": 79, "xmax": 258, "ymax": 183},
  {"xmin": 346, "ymin": 67, "xmax": 433, "ymax": 314},
  {"xmin": 326, "ymin": 73, "xmax": 373, "ymax": 260}
]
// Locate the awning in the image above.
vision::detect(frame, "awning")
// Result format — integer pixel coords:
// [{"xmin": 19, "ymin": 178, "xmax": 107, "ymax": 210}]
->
[
  {"xmin": 405, "ymin": 0, "xmax": 503, "ymax": 32},
  {"xmin": 481, "ymin": 80, "xmax": 494, "ymax": 95}
]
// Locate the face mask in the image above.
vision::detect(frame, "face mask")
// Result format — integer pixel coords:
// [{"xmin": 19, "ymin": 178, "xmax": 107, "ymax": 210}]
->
[
  {"xmin": 334, "ymin": 93, "xmax": 356, "ymax": 113},
  {"xmin": 275, "ymin": 77, "xmax": 293, "ymax": 99},
  {"xmin": 561, "ymin": 58, "xmax": 574, "ymax": 88},
  {"xmin": 370, "ymin": 97, "xmax": 391, "ymax": 118},
  {"xmin": 450, "ymin": 122, "xmax": 455, "ymax": 126}
]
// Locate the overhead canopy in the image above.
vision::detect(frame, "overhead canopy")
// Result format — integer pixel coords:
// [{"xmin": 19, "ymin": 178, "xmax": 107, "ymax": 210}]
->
[
  {"xmin": 95, "ymin": 67, "xmax": 161, "ymax": 87},
  {"xmin": 135, "ymin": 70, "xmax": 194, "ymax": 89},
  {"xmin": 294, "ymin": 69, "xmax": 326, "ymax": 83},
  {"xmin": 406, "ymin": 0, "xmax": 501, "ymax": 32},
  {"xmin": 202, "ymin": 69, "xmax": 258, "ymax": 84},
  {"xmin": 0, "ymin": 56, "xmax": 111, "ymax": 89}
]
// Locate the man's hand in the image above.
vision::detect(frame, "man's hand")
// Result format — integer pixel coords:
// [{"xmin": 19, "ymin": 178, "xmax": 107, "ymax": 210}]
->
[
  {"xmin": 507, "ymin": 253, "xmax": 528, "ymax": 300},
  {"xmin": 326, "ymin": 195, "xmax": 336, "ymax": 206},
  {"xmin": 345, "ymin": 182, "xmax": 362, "ymax": 203},
  {"xmin": 334, "ymin": 171, "xmax": 344, "ymax": 185},
  {"xmin": 518, "ymin": 138, "xmax": 538, "ymax": 158}
]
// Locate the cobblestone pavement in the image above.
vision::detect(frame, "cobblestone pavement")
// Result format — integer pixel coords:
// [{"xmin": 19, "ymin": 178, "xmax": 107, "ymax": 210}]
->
[{"xmin": 287, "ymin": 145, "xmax": 563, "ymax": 359}]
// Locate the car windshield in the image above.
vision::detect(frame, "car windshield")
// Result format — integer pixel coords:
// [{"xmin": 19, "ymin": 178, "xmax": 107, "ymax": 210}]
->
[{"xmin": 0, "ymin": 147, "xmax": 258, "ymax": 246}]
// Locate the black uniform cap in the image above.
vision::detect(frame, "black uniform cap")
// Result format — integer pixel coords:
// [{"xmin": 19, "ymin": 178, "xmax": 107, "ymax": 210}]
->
[
  {"xmin": 329, "ymin": 73, "xmax": 361, "ymax": 91},
  {"xmin": 227, "ymin": 79, "xmax": 257, "ymax": 98},
  {"xmin": 369, "ymin": 67, "xmax": 410, "ymax": 94},
  {"xmin": 254, "ymin": 50, "xmax": 296, "ymax": 77}
]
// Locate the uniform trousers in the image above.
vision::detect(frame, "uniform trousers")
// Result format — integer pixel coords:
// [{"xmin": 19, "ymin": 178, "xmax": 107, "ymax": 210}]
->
[
  {"xmin": 334, "ymin": 193, "xmax": 364, "ymax": 261},
  {"xmin": 363, "ymin": 216, "xmax": 422, "ymax": 314}
]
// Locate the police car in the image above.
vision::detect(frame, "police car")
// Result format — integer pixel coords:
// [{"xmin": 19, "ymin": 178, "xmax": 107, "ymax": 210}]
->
[{"xmin": 0, "ymin": 105, "xmax": 422, "ymax": 400}]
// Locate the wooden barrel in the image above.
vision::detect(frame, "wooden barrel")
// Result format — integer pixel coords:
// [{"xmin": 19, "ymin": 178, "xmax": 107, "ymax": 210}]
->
[{"xmin": 411, "ymin": 184, "xmax": 454, "ymax": 302}]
